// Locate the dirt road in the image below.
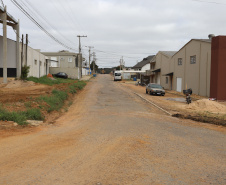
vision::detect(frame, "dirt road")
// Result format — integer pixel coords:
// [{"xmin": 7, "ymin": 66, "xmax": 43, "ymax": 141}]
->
[{"xmin": 0, "ymin": 75, "xmax": 225, "ymax": 184}]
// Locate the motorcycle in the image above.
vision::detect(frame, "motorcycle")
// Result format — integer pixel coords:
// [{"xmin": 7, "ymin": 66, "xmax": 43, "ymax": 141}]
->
[{"xmin": 183, "ymin": 88, "xmax": 192, "ymax": 104}]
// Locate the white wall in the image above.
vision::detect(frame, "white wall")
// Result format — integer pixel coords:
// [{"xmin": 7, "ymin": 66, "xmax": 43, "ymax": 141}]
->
[
  {"xmin": 141, "ymin": 63, "xmax": 150, "ymax": 71},
  {"xmin": 27, "ymin": 46, "xmax": 48, "ymax": 78}
]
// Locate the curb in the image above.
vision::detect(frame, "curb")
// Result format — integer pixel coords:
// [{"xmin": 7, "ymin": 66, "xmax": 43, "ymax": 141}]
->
[{"xmin": 134, "ymin": 93, "xmax": 172, "ymax": 116}]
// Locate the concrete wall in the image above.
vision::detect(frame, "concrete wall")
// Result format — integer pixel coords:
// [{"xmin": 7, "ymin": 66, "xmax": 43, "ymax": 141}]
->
[
  {"xmin": 0, "ymin": 36, "xmax": 16, "ymax": 68},
  {"xmin": 210, "ymin": 36, "xmax": 226, "ymax": 100},
  {"xmin": 49, "ymin": 67, "xmax": 79, "ymax": 79},
  {"xmin": 27, "ymin": 46, "xmax": 49, "ymax": 78},
  {"xmin": 42, "ymin": 51, "xmax": 82, "ymax": 79},
  {"xmin": 160, "ymin": 53, "xmax": 172, "ymax": 90}
]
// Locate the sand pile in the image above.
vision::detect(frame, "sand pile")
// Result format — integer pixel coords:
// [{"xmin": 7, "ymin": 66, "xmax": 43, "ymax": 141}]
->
[
  {"xmin": 187, "ymin": 99, "xmax": 226, "ymax": 113},
  {"xmin": 4, "ymin": 80, "xmax": 35, "ymax": 88}
]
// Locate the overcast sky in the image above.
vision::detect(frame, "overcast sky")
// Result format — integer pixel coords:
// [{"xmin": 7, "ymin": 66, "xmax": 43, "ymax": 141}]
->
[{"xmin": 2, "ymin": 0, "xmax": 226, "ymax": 68}]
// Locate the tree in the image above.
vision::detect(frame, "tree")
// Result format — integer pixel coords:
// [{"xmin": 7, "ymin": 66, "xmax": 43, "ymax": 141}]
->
[{"xmin": 90, "ymin": 61, "xmax": 98, "ymax": 72}]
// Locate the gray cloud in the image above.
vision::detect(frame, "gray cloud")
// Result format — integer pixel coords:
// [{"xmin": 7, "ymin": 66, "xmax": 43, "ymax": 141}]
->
[{"xmin": 3, "ymin": 0, "xmax": 226, "ymax": 67}]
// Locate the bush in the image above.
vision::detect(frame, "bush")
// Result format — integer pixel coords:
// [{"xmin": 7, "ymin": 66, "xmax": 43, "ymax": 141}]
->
[
  {"xmin": 21, "ymin": 65, "xmax": 30, "ymax": 80},
  {"xmin": 23, "ymin": 108, "xmax": 44, "ymax": 121}
]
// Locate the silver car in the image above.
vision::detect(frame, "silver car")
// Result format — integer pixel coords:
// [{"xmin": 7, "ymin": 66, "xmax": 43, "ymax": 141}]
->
[{"xmin": 146, "ymin": 83, "xmax": 165, "ymax": 96}]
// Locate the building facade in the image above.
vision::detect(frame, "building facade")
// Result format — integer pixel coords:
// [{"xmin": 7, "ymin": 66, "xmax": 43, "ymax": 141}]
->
[
  {"xmin": 42, "ymin": 50, "xmax": 83, "ymax": 79},
  {"xmin": 166, "ymin": 39, "xmax": 211, "ymax": 97}
]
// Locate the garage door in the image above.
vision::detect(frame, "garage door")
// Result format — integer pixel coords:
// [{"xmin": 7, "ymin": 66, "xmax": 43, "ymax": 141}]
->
[{"xmin": 177, "ymin": 78, "xmax": 182, "ymax": 92}]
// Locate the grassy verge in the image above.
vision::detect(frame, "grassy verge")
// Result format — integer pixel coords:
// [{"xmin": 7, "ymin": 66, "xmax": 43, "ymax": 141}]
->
[
  {"xmin": 0, "ymin": 108, "xmax": 44, "ymax": 125},
  {"xmin": 37, "ymin": 89, "xmax": 68, "ymax": 112},
  {"xmin": 1, "ymin": 77, "xmax": 87, "ymax": 125},
  {"xmin": 27, "ymin": 76, "xmax": 75, "ymax": 86}
]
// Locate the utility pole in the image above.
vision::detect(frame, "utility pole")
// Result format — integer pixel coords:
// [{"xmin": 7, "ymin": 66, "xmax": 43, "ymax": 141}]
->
[
  {"xmin": 25, "ymin": 34, "xmax": 28, "ymax": 66},
  {"xmin": 77, "ymin": 35, "xmax": 87, "ymax": 54},
  {"xmin": 21, "ymin": 34, "xmax": 24, "ymax": 66},
  {"xmin": 119, "ymin": 56, "xmax": 125, "ymax": 70},
  {"xmin": 85, "ymin": 46, "xmax": 94, "ymax": 75},
  {"xmin": 92, "ymin": 52, "xmax": 96, "ymax": 74}
]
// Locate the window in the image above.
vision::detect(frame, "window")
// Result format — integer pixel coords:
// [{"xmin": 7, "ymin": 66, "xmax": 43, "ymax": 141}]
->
[
  {"xmin": 40, "ymin": 61, "xmax": 42, "ymax": 66},
  {"xmin": 190, "ymin": 55, "xmax": 196, "ymax": 64},
  {"xmin": 34, "ymin": 60, "xmax": 37, "ymax": 65},
  {"xmin": 166, "ymin": 77, "xmax": 168, "ymax": 84},
  {"xmin": 68, "ymin": 57, "xmax": 72, "ymax": 62},
  {"xmin": 178, "ymin": 58, "xmax": 182, "ymax": 65}
]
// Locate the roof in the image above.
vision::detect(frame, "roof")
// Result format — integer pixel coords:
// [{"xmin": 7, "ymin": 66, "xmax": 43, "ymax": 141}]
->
[
  {"xmin": 159, "ymin": 51, "xmax": 177, "ymax": 57},
  {"xmin": 41, "ymin": 50, "xmax": 79, "ymax": 56},
  {"xmin": 132, "ymin": 55, "xmax": 155, "ymax": 69},
  {"xmin": 172, "ymin": 39, "xmax": 211, "ymax": 57}
]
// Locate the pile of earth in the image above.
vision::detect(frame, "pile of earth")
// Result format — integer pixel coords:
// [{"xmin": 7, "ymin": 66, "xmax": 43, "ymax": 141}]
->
[{"xmin": 187, "ymin": 99, "xmax": 226, "ymax": 113}]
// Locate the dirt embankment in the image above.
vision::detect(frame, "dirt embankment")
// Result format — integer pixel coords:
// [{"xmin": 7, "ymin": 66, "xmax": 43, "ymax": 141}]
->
[{"xmin": 0, "ymin": 79, "xmax": 83, "ymax": 134}]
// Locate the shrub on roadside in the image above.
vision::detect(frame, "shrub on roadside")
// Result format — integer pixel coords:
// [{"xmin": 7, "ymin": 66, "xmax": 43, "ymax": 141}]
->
[
  {"xmin": 23, "ymin": 108, "xmax": 44, "ymax": 121},
  {"xmin": 21, "ymin": 65, "xmax": 30, "ymax": 80}
]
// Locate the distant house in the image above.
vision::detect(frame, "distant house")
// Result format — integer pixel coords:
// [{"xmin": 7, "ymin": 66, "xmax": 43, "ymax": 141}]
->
[
  {"xmin": 42, "ymin": 50, "xmax": 83, "ymax": 79},
  {"xmin": 132, "ymin": 55, "xmax": 155, "ymax": 71},
  {"xmin": 150, "ymin": 51, "xmax": 177, "ymax": 86}
]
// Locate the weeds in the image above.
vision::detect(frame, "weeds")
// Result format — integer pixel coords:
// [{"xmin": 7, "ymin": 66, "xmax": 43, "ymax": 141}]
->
[
  {"xmin": 24, "ymin": 102, "xmax": 32, "ymax": 108},
  {"xmin": 27, "ymin": 76, "xmax": 75, "ymax": 86},
  {"xmin": 69, "ymin": 81, "xmax": 86, "ymax": 94},
  {"xmin": 0, "ymin": 108, "xmax": 44, "ymax": 125},
  {"xmin": 37, "ymin": 89, "xmax": 68, "ymax": 112}
]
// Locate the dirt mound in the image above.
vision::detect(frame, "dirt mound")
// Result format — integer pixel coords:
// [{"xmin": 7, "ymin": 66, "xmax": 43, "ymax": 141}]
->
[
  {"xmin": 187, "ymin": 99, "xmax": 226, "ymax": 113},
  {"xmin": 4, "ymin": 80, "xmax": 35, "ymax": 88}
]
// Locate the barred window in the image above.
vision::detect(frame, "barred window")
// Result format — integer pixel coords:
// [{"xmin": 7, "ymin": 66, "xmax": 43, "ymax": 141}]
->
[
  {"xmin": 190, "ymin": 55, "xmax": 196, "ymax": 64},
  {"xmin": 178, "ymin": 58, "xmax": 182, "ymax": 65}
]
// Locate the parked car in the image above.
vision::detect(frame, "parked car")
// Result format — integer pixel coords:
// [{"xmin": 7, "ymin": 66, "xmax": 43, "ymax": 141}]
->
[
  {"xmin": 53, "ymin": 72, "xmax": 68, "ymax": 79},
  {"xmin": 146, "ymin": 83, "xmax": 165, "ymax": 96},
  {"xmin": 114, "ymin": 71, "xmax": 122, "ymax": 81}
]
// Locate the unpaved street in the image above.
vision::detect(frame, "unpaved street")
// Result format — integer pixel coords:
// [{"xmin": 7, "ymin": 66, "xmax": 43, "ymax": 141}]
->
[{"xmin": 0, "ymin": 75, "xmax": 225, "ymax": 185}]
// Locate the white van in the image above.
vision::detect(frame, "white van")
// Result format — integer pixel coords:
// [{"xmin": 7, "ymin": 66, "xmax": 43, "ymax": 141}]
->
[{"xmin": 114, "ymin": 71, "xmax": 122, "ymax": 81}]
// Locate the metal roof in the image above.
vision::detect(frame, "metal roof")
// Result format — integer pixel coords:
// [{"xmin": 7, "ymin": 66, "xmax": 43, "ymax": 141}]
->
[{"xmin": 160, "ymin": 51, "xmax": 177, "ymax": 57}]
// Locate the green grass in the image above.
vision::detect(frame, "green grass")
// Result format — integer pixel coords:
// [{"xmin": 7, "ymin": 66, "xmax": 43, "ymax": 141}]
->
[
  {"xmin": 37, "ymin": 89, "xmax": 68, "ymax": 112},
  {"xmin": 69, "ymin": 81, "xmax": 86, "ymax": 94},
  {"xmin": 27, "ymin": 76, "xmax": 75, "ymax": 86},
  {"xmin": 0, "ymin": 108, "xmax": 44, "ymax": 125}
]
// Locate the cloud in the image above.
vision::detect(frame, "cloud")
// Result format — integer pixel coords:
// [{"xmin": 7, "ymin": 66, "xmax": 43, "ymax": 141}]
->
[{"xmin": 3, "ymin": 0, "xmax": 226, "ymax": 67}]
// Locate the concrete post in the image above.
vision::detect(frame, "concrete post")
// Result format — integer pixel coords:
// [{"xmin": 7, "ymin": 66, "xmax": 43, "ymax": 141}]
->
[
  {"xmin": 16, "ymin": 19, "xmax": 21, "ymax": 78},
  {"xmin": 2, "ymin": 6, "xmax": 7, "ymax": 83}
]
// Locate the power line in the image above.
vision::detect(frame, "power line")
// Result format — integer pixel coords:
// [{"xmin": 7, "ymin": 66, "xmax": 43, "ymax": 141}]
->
[
  {"xmin": 18, "ymin": 0, "xmax": 76, "ymax": 47},
  {"xmin": 10, "ymin": 0, "xmax": 76, "ymax": 51}
]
